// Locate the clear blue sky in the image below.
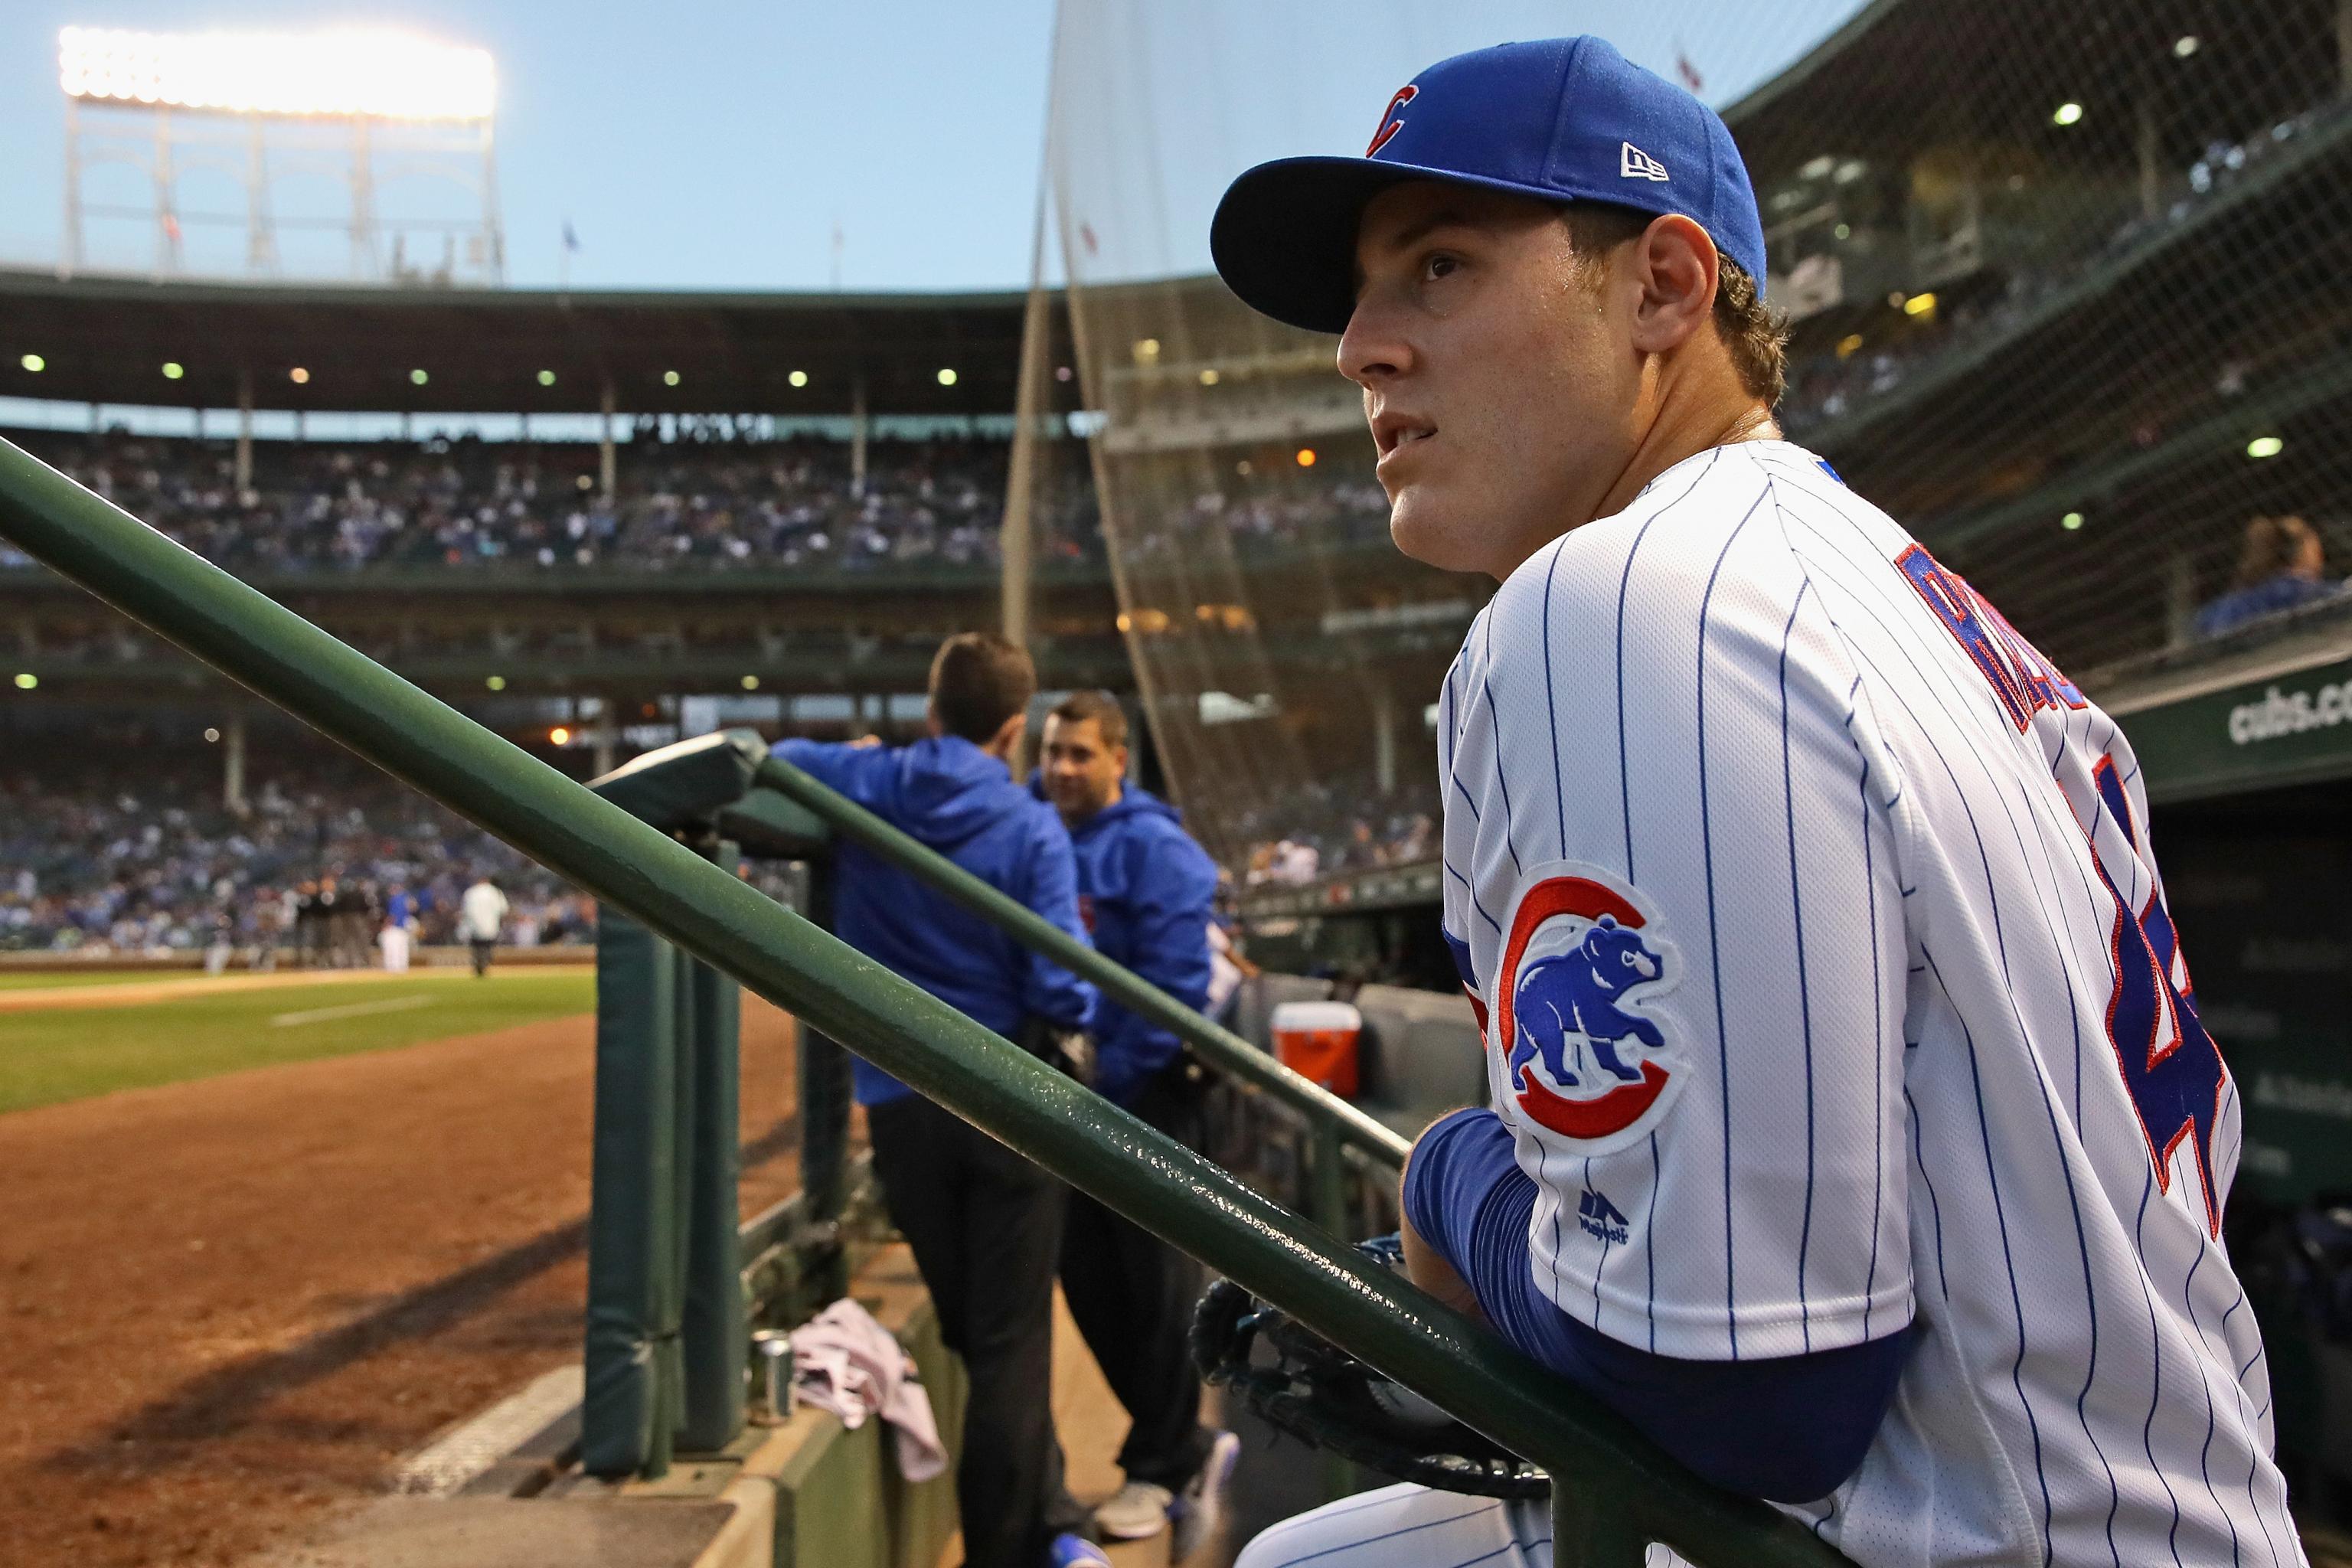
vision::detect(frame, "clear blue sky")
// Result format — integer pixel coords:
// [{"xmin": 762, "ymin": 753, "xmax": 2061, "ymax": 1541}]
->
[{"xmin": 0, "ymin": 2, "xmax": 1862, "ymax": 293}]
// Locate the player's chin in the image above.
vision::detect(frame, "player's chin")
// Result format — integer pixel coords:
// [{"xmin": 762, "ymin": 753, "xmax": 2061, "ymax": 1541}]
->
[{"xmin": 1388, "ymin": 493, "xmax": 1483, "ymax": 575}]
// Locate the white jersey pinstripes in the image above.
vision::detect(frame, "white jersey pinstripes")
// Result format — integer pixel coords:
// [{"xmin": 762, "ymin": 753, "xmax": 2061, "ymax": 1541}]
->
[{"xmin": 1438, "ymin": 440, "xmax": 2300, "ymax": 1566}]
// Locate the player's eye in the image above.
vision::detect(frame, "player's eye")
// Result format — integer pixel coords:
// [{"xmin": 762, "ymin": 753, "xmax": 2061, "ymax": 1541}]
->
[{"xmin": 1421, "ymin": 252, "xmax": 1461, "ymax": 283}]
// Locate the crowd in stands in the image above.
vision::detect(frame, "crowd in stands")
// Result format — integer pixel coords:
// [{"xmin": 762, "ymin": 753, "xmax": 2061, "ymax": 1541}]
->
[
  {"xmin": 1234, "ymin": 767, "xmax": 1439, "ymax": 887},
  {"xmin": 1777, "ymin": 98, "xmax": 2347, "ymax": 439},
  {"xmin": 0, "ymin": 432, "xmax": 1096, "ymax": 577},
  {"xmin": 1162, "ymin": 477, "xmax": 1394, "ymax": 556},
  {"xmin": 2197, "ymin": 513, "xmax": 2349, "ymax": 640},
  {"xmin": 0, "ymin": 753, "xmax": 588, "ymax": 956}
]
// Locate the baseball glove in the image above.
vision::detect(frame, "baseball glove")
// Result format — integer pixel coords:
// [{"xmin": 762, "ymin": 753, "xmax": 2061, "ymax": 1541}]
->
[{"xmin": 1189, "ymin": 1233, "xmax": 1550, "ymax": 1498}]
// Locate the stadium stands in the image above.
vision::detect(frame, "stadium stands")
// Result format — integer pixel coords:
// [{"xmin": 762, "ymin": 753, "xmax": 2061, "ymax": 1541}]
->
[
  {"xmin": 0, "ymin": 749, "xmax": 588, "ymax": 955},
  {"xmin": 0, "ymin": 429, "xmax": 1083, "ymax": 575}
]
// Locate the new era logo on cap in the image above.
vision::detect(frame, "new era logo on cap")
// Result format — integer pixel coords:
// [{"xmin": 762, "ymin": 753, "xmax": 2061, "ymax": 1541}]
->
[{"xmin": 1619, "ymin": 141, "xmax": 1669, "ymax": 181}]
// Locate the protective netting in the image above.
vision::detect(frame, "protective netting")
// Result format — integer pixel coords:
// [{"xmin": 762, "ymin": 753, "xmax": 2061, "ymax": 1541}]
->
[{"xmin": 1042, "ymin": 0, "xmax": 2352, "ymax": 875}]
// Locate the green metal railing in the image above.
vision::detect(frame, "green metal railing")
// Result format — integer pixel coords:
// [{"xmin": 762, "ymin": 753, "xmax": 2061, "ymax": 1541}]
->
[
  {"xmin": 0, "ymin": 437, "xmax": 1851, "ymax": 1568},
  {"xmin": 755, "ymin": 753, "xmax": 1410, "ymax": 1246}
]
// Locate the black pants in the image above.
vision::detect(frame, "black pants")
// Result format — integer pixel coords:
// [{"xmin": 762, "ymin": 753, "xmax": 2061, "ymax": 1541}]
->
[
  {"xmin": 469, "ymin": 938, "xmax": 495, "ymax": 976},
  {"xmin": 869, "ymin": 1095, "xmax": 1076, "ymax": 1568},
  {"xmin": 1059, "ymin": 1070, "xmax": 1217, "ymax": 1491}
]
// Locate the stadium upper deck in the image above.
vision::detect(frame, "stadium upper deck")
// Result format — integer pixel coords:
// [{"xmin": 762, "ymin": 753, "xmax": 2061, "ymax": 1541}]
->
[{"xmin": 4, "ymin": 0, "xmax": 2347, "ymax": 832}]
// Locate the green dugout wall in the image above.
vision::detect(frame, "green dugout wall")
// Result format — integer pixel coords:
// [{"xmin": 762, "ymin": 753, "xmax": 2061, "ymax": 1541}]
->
[{"xmin": 2113, "ymin": 648, "xmax": 2352, "ymax": 1207}]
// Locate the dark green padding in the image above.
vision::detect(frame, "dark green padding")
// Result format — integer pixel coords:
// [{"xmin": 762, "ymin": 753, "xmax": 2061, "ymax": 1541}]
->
[
  {"xmin": 583, "ymin": 911, "xmax": 683, "ymax": 1478},
  {"xmin": 590, "ymin": 730, "xmax": 767, "ymax": 830},
  {"xmin": 680, "ymin": 843, "xmax": 747, "ymax": 1452}
]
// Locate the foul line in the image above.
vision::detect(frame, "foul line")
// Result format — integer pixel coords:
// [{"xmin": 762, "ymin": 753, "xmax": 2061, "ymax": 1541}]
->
[{"xmin": 271, "ymin": 995, "xmax": 439, "ymax": 1027}]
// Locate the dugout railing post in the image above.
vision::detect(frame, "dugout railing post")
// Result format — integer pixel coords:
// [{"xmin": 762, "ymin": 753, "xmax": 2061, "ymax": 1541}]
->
[{"xmin": 0, "ymin": 439, "xmax": 1854, "ymax": 1568}]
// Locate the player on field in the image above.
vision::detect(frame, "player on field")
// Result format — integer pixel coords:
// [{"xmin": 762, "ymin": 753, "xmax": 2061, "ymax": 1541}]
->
[{"xmin": 1210, "ymin": 36, "xmax": 2299, "ymax": 1566}]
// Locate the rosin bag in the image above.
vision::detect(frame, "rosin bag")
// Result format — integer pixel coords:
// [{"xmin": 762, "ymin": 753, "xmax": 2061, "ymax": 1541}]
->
[{"xmin": 1271, "ymin": 999, "xmax": 1362, "ymax": 1099}]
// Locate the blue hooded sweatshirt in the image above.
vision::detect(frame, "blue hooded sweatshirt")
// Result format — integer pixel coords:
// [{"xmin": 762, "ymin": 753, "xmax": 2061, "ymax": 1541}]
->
[
  {"xmin": 776, "ymin": 736, "xmax": 1098, "ymax": 1106},
  {"xmin": 1034, "ymin": 779, "xmax": 1219, "ymax": 1107}
]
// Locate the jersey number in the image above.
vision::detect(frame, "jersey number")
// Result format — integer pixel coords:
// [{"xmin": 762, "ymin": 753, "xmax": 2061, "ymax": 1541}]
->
[
  {"xmin": 1901, "ymin": 546, "xmax": 2229, "ymax": 1236},
  {"xmin": 2082, "ymin": 755, "xmax": 2229, "ymax": 1237}
]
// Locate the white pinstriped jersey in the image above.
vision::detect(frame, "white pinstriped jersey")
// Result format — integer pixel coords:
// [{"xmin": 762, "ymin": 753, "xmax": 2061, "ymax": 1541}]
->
[{"xmin": 1437, "ymin": 439, "xmax": 2301, "ymax": 1566}]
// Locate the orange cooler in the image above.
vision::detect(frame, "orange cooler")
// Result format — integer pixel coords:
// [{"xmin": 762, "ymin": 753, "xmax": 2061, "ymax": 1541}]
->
[{"xmin": 1271, "ymin": 1000, "xmax": 1362, "ymax": 1099}]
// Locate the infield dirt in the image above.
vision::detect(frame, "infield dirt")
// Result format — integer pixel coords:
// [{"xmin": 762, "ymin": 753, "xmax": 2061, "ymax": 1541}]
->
[{"xmin": 0, "ymin": 993, "xmax": 805, "ymax": 1568}]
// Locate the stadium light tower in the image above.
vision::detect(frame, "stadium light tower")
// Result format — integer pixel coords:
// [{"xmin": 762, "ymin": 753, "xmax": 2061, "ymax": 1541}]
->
[{"xmin": 57, "ymin": 25, "xmax": 504, "ymax": 285}]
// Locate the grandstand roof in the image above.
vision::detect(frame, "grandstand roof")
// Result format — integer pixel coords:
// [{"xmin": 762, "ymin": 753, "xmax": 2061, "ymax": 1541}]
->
[
  {"xmin": 0, "ymin": 270, "xmax": 1079, "ymax": 418},
  {"xmin": 1726, "ymin": 0, "xmax": 2343, "ymax": 183}
]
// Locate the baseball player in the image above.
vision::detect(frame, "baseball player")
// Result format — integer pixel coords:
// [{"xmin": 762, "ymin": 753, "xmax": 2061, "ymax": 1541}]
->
[{"xmin": 1209, "ymin": 36, "xmax": 2299, "ymax": 1567}]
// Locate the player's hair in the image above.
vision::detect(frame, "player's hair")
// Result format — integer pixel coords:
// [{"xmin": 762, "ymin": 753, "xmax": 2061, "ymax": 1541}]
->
[
  {"xmin": 929, "ymin": 632, "xmax": 1037, "ymax": 743},
  {"xmin": 1047, "ymin": 689, "xmax": 1129, "ymax": 751},
  {"xmin": 1560, "ymin": 203, "xmax": 1788, "ymax": 407}
]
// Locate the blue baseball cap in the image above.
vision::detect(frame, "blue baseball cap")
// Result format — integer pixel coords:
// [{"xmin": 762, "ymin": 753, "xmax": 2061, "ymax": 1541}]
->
[{"xmin": 1211, "ymin": 37, "xmax": 1767, "ymax": 335}]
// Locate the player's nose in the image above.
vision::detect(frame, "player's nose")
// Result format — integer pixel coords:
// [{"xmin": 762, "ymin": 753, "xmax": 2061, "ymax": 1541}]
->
[{"xmin": 1336, "ymin": 296, "xmax": 1412, "ymax": 390}]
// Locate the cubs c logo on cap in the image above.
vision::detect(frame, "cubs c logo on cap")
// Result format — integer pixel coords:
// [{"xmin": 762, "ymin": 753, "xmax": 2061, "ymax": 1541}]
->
[
  {"xmin": 1365, "ymin": 83, "xmax": 1416, "ymax": 156},
  {"xmin": 1494, "ymin": 862, "xmax": 1684, "ymax": 1155}
]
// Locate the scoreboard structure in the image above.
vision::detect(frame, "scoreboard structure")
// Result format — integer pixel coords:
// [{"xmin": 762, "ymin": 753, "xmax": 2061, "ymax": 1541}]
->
[{"xmin": 57, "ymin": 24, "xmax": 504, "ymax": 286}]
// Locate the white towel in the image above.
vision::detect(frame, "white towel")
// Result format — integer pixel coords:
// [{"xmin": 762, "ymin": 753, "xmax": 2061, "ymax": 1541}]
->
[{"xmin": 786, "ymin": 1298, "xmax": 948, "ymax": 1483}]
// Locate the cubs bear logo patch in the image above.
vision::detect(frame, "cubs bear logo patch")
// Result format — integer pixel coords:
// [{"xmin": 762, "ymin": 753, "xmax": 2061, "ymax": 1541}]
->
[{"xmin": 1494, "ymin": 863, "xmax": 1684, "ymax": 1155}]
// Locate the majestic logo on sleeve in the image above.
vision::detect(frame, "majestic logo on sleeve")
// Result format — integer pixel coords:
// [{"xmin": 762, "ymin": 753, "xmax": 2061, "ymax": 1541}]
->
[{"xmin": 1494, "ymin": 864, "xmax": 1684, "ymax": 1154}]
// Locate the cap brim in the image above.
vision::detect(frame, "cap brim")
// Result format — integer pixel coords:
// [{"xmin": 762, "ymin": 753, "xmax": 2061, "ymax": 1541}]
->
[{"xmin": 1210, "ymin": 156, "xmax": 1571, "ymax": 335}]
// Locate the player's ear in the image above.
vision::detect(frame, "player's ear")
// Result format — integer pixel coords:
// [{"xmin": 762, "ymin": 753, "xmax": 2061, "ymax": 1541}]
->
[{"xmin": 1626, "ymin": 214, "xmax": 1719, "ymax": 357}]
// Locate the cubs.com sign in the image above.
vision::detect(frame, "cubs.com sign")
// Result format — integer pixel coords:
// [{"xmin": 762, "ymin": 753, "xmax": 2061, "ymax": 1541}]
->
[{"xmin": 1493, "ymin": 862, "xmax": 1685, "ymax": 1155}]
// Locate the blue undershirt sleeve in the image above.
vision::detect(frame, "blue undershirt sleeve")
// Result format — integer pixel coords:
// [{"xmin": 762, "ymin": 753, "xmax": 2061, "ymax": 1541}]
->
[{"xmin": 1401, "ymin": 1107, "xmax": 1913, "ymax": 1503}]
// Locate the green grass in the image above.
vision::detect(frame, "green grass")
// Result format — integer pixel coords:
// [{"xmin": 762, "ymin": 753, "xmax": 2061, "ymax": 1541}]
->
[{"xmin": 0, "ymin": 971, "xmax": 595, "ymax": 1115}]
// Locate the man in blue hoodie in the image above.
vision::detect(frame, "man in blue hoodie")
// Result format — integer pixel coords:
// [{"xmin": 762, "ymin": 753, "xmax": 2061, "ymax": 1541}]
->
[
  {"xmin": 1035, "ymin": 691, "xmax": 1237, "ymax": 1560},
  {"xmin": 775, "ymin": 634, "xmax": 1103, "ymax": 1568}
]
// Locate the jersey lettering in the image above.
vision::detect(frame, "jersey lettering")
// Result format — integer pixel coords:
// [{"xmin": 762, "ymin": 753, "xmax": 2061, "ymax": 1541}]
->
[
  {"xmin": 2082, "ymin": 755, "xmax": 2230, "ymax": 1236},
  {"xmin": 1896, "ymin": 545, "xmax": 2086, "ymax": 730}
]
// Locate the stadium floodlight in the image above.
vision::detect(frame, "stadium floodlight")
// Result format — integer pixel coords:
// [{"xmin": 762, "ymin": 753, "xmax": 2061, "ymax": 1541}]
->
[
  {"xmin": 537, "ymin": 369, "xmax": 556, "ymax": 386},
  {"xmin": 1295, "ymin": 447, "xmax": 1317, "ymax": 468},
  {"xmin": 57, "ymin": 26, "xmax": 494, "ymax": 122},
  {"xmin": 2061, "ymin": 511, "xmax": 2086, "ymax": 531},
  {"xmin": 2173, "ymin": 35, "xmax": 2200, "ymax": 58},
  {"xmin": 937, "ymin": 368, "xmax": 958, "ymax": 386},
  {"xmin": 485, "ymin": 675, "xmax": 507, "ymax": 691},
  {"xmin": 18, "ymin": 354, "xmax": 44, "ymax": 373},
  {"xmin": 663, "ymin": 370, "xmax": 681, "ymax": 387},
  {"xmin": 550, "ymin": 725, "xmax": 572, "ymax": 745},
  {"xmin": 410, "ymin": 368, "xmax": 429, "ymax": 385},
  {"xmin": 788, "ymin": 370, "xmax": 808, "ymax": 388},
  {"xmin": 289, "ymin": 367, "xmax": 310, "ymax": 384},
  {"xmin": 204, "ymin": 726, "xmax": 220, "ymax": 742},
  {"xmin": 1903, "ymin": 292, "xmax": 1937, "ymax": 318},
  {"xmin": 2246, "ymin": 435, "xmax": 2285, "ymax": 459},
  {"xmin": 12, "ymin": 673, "xmax": 36, "ymax": 690},
  {"xmin": 161, "ymin": 361, "xmax": 184, "ymax": 379},
  {"xmin": 741, "ymin": 675, "xmax": 761, "ymax": 691},
  {"xmin": 2052, "ymin": 102, "xmax": 2084, "ymax": 126}
]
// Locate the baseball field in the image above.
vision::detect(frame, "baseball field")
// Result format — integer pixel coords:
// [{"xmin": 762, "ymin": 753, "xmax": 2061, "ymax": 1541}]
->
[
  {"xmin": 0, "ymin": 969, "xmax": 596, "ymax": 1114},
  {"xmin": 0, "ymin": 965, "xmax": 808, "ymax": 1568}
]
